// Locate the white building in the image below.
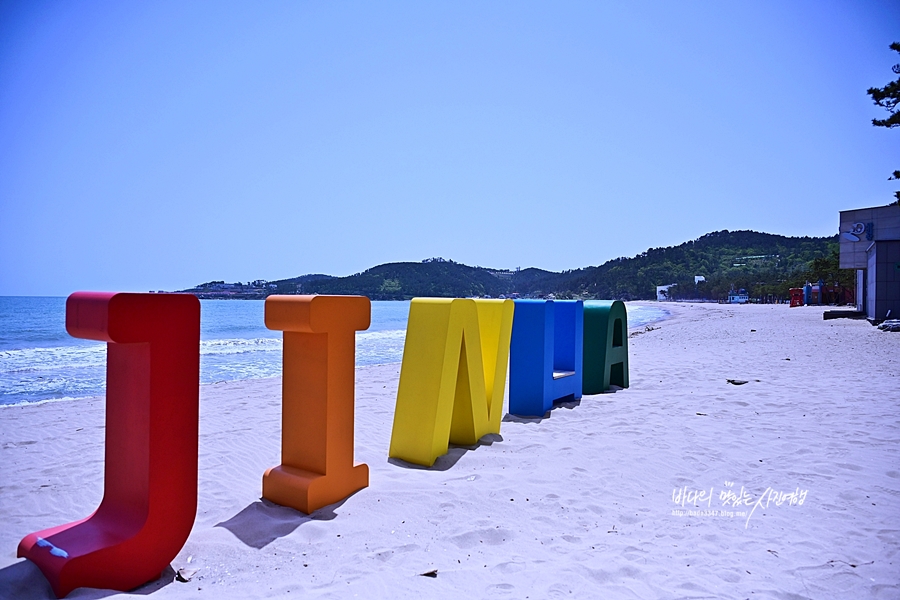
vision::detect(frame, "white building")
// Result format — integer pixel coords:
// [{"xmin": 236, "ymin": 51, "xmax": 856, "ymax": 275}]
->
[
  {"xmin": 727, "ymin": 289, "xmax": 749, "ymax": 304},
  {"xmin": 656, "ymin": 284, "xmax": 676, "ymax": 301}
]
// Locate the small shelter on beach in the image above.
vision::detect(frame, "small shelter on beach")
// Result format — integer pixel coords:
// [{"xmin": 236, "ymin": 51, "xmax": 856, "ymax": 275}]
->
[
  {"xmin": 839, "ymin": 203, "xmax": 900, "ymax": 321},
  {"xmin": 656, "ymin": 284, "xmax": 676, "ymax": 301},
  {"xmin": 727, "ymin": 288, "xmax": 749, "ymax": 304}
]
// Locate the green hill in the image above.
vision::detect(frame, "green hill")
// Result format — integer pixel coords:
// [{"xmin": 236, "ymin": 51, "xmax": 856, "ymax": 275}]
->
[
  {"xmin": 194, "ymin": 230, "xmax": 848, "ymax": 301},
  {"xmin": 272, "ymin": 260, "xmax": 513, "ymax": 300},
  {"xmin": 514, "ymin": 230, "xmax": 846, "ymax": 301}
]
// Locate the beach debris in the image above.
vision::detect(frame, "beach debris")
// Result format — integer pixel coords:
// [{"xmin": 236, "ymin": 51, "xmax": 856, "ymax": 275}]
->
[
  {"xmin": 696, "ymin": 412, "xmax": 707, "ymax": 416},
  {"xmin": 175, "ymin": 568, "xmax": 198, "ymax": 583},
  {"xmin": 767, "ymin": 549, "xmax": 779, "ymax": 558},
  {"xmin": 629, "ymin": 325, "xmax": 659, "ymax": 338},
  {"xmin": 419, "ymin": 569, "xmax": 438, "ymax": 578},
  {"xmin": 878, "ymin": 320, "xmax": 900, "ymax": 332},
  {"xmin": 726, "ymin": 379, "xmax": 749, "ymax": 385},
  {"xmin": 828, "ymin": 559, "xmax": 874, "ymax": 569}
]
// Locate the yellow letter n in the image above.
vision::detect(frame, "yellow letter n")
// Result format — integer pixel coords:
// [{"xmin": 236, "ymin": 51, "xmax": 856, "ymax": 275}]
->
[{"xmin": 388, "ymin": 298, "xmax": 514, "ymax": 467}]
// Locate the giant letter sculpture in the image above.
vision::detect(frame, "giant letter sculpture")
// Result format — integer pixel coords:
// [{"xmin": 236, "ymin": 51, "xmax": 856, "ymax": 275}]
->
[
  {"xmin": 508, "ymin": 299, "xmax": 583, "ymax": 417},
  {"xmin": 262, "ymin": 295, "xmax": 370, "ymax": 514},
  {"xmin": 582, "ymin": 301, "xmax": 629, "ymax": 394},
  {"xmin": 389, "ymin": 298, "xmax": 514, "ymax": 467},
  {"xmin": 18, "ymin": 292, "xmax": 200, "ymax": 597}
]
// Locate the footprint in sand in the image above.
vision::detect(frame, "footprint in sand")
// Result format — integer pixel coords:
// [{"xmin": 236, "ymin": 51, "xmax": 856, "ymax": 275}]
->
[
  {"xmin": 493, "ymin": 561, "xmax": 526, "ymax": 574},
  {"xmin": 714, "ymin": 569, "xmax": 742, "ymax": 583},
  {"xmin": 449, "ymin": 528, "xmax": 514, "ymax": 549},
  {"xmin": 372, "ymin": 543, "xmax": 419, "ymax": 561},
  {"xmin": 836, "ymin": 463, "xmax": 864, "ymax": 472}
]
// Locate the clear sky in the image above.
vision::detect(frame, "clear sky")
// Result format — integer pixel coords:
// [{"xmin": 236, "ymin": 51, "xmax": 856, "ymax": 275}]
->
[{"xmin": 1, "ymin": 1, "xmax": 898, "ymax": 296}]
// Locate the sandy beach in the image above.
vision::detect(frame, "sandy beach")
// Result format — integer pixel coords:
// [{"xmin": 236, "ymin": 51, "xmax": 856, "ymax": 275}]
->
[{"xmin": 1, "ymin": 302, "xmax": 898, "ymax": 599}]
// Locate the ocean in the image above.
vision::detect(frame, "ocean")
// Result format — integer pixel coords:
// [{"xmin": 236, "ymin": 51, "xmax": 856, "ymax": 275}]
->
[{"xmin": 0, "ymin": 297, "xmax": 666, "ymax": 406}]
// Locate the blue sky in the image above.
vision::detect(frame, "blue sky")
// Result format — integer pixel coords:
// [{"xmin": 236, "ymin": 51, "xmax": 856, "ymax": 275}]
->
[{"xmin": 1, "ymin": 1, "xmax": 898, "ymax": 296}]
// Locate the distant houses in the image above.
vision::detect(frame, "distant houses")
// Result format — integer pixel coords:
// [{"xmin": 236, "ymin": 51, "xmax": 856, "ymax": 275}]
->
[{"xmin": 177, "ymin": 280, "xmax": 274, "ymax": 299}]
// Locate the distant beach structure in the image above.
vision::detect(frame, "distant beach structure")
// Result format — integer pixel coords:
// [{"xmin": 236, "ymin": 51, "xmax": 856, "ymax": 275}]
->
[
  {"xmin": 838, "ymin": 203, "xmax": 900, "ymax": 321},
  {"xmin": 727, "ymin": 287, "xmax": 750, "ymax": 304},
  {"xmin": 656, "ymin": 284, "xmax": 677, "ymax": 301}
]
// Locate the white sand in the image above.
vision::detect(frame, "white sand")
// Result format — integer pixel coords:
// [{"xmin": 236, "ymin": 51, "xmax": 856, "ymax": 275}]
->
[{"xmin": 1, "ymin": 302, "xmax": 898, "ymax": 599}]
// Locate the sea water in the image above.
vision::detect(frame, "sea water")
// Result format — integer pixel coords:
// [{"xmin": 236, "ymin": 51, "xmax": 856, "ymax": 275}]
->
[{"xmin": 0, "ymin": 297, "xmax": 666, "ymax": 406}]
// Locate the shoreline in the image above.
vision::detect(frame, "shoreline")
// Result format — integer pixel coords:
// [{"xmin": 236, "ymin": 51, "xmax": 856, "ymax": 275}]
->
[
  {"xmin": 2, "ymin": 302, "xmax": 896, "ymax": 598},
  {"xmin": 1, "ymin": 301, "xmax": 671, "ymax": 409}
]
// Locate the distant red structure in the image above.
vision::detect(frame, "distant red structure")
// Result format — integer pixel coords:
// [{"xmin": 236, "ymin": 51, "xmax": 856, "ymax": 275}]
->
[
  {"xmin": 819, "ymin": 284, "xmax": 855, "ymax": 305},
  {"xmin": 18, "ymin": 292, "xmax": 200, "ymax": 597},
  {"xmin": 790, "ymin": 285, "xmax": 854, "ymax": 308}
]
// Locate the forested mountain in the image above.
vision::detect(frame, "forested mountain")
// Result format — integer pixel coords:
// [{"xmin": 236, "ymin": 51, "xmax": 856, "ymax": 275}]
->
[
  {"xmin": 515, "ymin": 230, "xmax": 847, "ymax": 301},
  {"xmin": 188, "ymin": 230, "xmax": 846, "ymax": 301},
  {"xmin": 270, "ymin": 260, "xmax": 512, "ymax": 300}
]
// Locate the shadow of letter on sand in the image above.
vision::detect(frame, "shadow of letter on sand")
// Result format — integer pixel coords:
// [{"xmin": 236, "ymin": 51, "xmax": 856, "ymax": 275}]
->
[
  {"xmin": 503, "ymin": 399, "xmax": 582, "ymax": 424},
  {"xmin": 215, "ymin": 498, "xmax": 346, "ymax": 549},
  {"xmin": 0, "ymin": 560, "xmax": 176, "ymax": 599},
  {"xmin": 388, "ymin": 434, "xmax": 504, "ymax": 471}
]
